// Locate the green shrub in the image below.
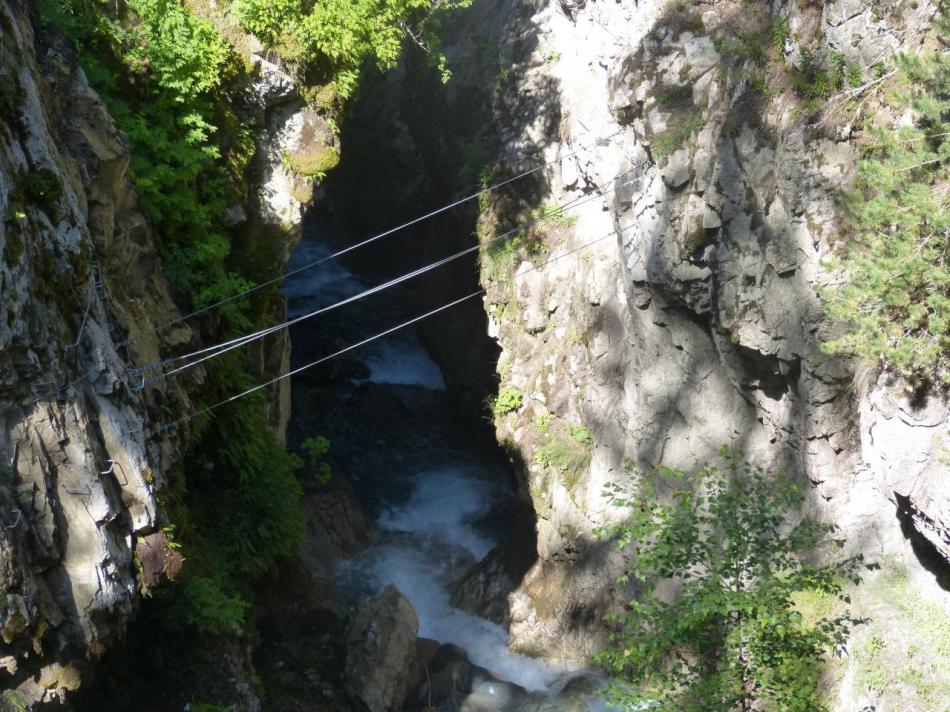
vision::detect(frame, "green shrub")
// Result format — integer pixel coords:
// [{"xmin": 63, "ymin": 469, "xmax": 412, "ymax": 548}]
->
[
  {"xmin": 300, "ymin": 435, "xmax": 333, "ymax": 484},
  {"xmin": 535, "ymin": 412, "xmax": 555, "ymax": 433},
  {"xmin": 232, "ymin": 0, "xmax": 299, "ymax": 44},
  {"xmin": 478, "ymin": 225, "xmax": 545, "ymax": 287},
  {"xmin": 568, "ymin": 425, "xmax": 592, "ymax": 446},
  {"xmin": 492, "ymin": 386, "xmax": 523, "ymax": 416},
  {"xmin": 770, "ymin": 16, "xmax": 788, "ymax": 54},
  {"xmin": 123, "ymin": 0, "xmax": 232, "ymax": 100},
  {"xmin": 176, "ymin": 576, "xmax": 249, "ymax": 636},
  {"xmin": 822, "ymin": 42, "xmax": 949, "ymax": 386},
  {"xmin": 2, "ymin": 690, "xmax": 29, "ymax": 712},
  {"xmin": 787, "ymin": 46, "xmax": 861, "ymax": 101},
  {"xmin": 597, "ymin": 447, "xmax": 870, "ymax": 711}
]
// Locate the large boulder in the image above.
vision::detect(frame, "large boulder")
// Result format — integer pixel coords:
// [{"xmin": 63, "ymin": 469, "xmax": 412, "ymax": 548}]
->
[{"xmin": 344, "ymin": 585, "xmax": 420, "ymax": 712}]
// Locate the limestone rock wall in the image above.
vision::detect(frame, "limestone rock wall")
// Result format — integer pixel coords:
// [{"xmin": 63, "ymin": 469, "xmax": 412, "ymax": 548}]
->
[
  {"xmin": 477, "ymin": 0, "xmax": 949, "ymax": 706},
  {"xmin": 0, "ymin": 0, "xmax": 199, "ymax": 702}
]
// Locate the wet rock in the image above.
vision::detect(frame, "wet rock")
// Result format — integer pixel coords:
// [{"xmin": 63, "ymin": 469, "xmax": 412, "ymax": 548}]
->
[
  {"xmin": 406, "ymin": 643, "xmax": 528, "ymax": 712},
  {"xmin": 452, "ymin": 524, "xmax": 537, "ymax": 626},
  {"xmin": 345, "ymin": 585, "xmax": 420, "ymax": 712}
]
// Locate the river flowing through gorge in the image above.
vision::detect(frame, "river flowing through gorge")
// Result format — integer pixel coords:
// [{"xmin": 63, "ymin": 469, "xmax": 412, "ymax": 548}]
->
[{"xmin": 283, "ymin": 212, "xmax": 612, "ymax": 711}]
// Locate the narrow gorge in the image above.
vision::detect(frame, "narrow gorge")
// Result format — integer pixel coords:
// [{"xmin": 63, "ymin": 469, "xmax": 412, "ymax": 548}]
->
[{"xmin": 1, "ymin": 0, "xmax": 948, "ymax": 711}]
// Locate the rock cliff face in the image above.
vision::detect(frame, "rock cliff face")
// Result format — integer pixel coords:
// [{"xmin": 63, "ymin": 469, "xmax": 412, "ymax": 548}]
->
[
  {"xmin": 0, "ymin": 0, "xmax": 194, "ymax": 701},
  {"xmin": 0, "ymin": 1, "xmax": 325, "ymax": 704},
  {"xmin": 468, "ymin": 0, "xmax": 949, "ymax": 706}
]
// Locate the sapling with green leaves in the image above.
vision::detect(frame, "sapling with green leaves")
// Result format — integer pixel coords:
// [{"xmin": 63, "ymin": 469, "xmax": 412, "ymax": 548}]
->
[{"xmin": 597, "ymin": 448, "xmax": 872, "ymax": 712}]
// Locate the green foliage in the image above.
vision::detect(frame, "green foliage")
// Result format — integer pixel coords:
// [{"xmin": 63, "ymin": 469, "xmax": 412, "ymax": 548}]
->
[
  {"xmin": 788, "ymin": 47, "xmax": 860, "ymax": 101},
  {"xmin": 301, "ymin": 435, "xmax": 333, "ymax": 485},
  {"xmin": 39, "ymin": 0, "xmax": 255, "ymax": 315},
  {"xmin": 163, "ymin": 357, "xmax": 305, "ymax": 634},
  {"xmin": 123, "ymin": 0, "xmax": 232, "ymax": 100},
  {"xmin": 822, "ymin": 44, "xmax": 950, "ymax": 385},
  {"xmin": 232, "ymin": 0, "xmax": 473, "ymax": 95},
  {"xmin": 856, "ymin": 634, "xmax": 888, "ymax": 695},
  {"xmin": 494, "ymin": 66, "xmax": 513, "ymax": 94},
  {"xmin": 770, "ymin": 16, "xmax": 788, "ymax": 54},
  {"xmin": 597, "ymin": 447, "xmax": 869, "ymax": 712},
  {"xmin": 531, "ymin": 202, "xmax": 577, "ymax": 228},
  {"xmin": 478, "ymin": 221, "xmax": 546, "ymax": 287},
  {"xmin": 231, "ymin": 0, "xmax": 299, "ymax": 43},
  {"xmin": 713, "ymin": 29, "xmax": 765, "ymax": 65},
  {"xmin": 188, "ymin": 362, "xmax": 306, "ymax": 582},
  {"xmin": 176, "ymin": 576, "xmax": 249, "ymax": 635},
  {"xmin": 476, "ymin": 166, "xmax": 493, "ymax": 214},
  {"xmin": 492, "ymin": 386, "xmax": 523, "ymax": 416}
]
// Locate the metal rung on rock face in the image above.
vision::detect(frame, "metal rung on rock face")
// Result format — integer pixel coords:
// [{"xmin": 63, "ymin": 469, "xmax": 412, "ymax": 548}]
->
[
  {"xmin": 61, "ymin": 483, "xmax": 92, "ymax": 496},
  {"xmin": 100, "ymin": 459, "xmax": 129, "ymax": 485}
]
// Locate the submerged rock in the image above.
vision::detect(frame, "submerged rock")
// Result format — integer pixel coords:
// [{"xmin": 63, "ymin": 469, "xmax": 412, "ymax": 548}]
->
[{"xmin": 344, "ymin": 585, "xmax": 420, "ymax": 712}]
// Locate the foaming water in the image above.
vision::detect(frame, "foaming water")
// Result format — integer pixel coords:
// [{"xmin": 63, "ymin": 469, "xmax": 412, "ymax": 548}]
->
[
  {"xmin": 341, "ymin": 542, "xmax": 562, "ymax": 692},
  {"xmin": 361, "ymin": 338, "xmax": 446, "ymax": 390},
  {"xmin": 336, "ymin": 466, "xmax": 566, "ymax": 692},
  {"xmin": 377, "ymin": 468, "xmax": 494, "ymax": 558},
  {"xmin": 283, "ymin": 241, "xmax": 361, "ymax": 315}
]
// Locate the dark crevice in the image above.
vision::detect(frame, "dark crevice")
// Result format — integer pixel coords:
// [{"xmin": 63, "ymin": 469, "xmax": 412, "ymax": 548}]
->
[{"xmin": 894, "ymin": 492, "xmax": 950, "ymax": 592}]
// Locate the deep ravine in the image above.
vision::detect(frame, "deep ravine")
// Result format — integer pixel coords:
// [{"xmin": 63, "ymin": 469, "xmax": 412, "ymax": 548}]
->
[{"xmin": 282, "ymin": 209, "xmax": 612, "ymax": 709}]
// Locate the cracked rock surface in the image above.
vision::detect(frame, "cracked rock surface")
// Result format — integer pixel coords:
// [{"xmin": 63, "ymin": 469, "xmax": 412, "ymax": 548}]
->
[
  {"xmin": 0, "ymin": 1, "xmax": 197, "ymax": 702},
  {"xmin": 472, "ymin": 0, "xmax": 950, "ymax": 692}
]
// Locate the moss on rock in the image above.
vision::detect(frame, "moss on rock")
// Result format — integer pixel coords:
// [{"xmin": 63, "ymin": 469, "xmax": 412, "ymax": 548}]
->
[{"xmin": 287, "ymin": 144, "xmax": 340, "ymax": 178}]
